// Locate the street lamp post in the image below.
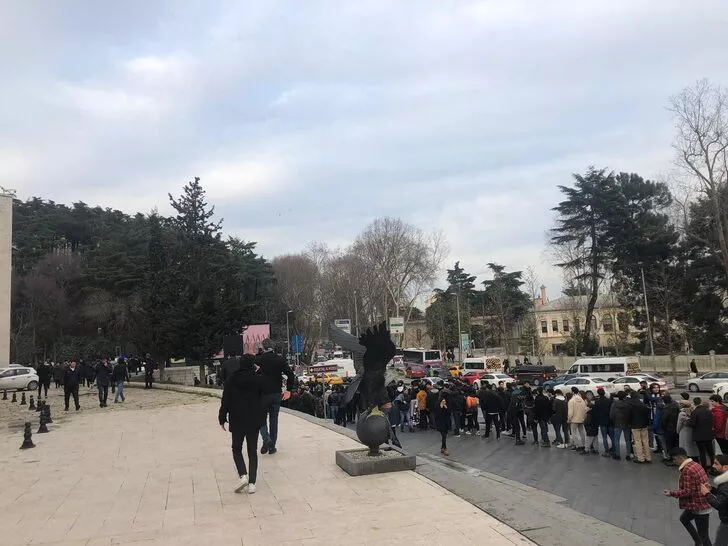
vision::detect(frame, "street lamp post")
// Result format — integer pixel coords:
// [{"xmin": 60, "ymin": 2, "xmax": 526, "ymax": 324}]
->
[
  {"xmin": 286, "ymin": 310, "xmax": 293, "ymax": 362},
  {"xmin": 639, "ymin": 265, "xmax": 655, "ymax": 357},
  {"xmin": 456, "ymin": 288, "xmax": 462, "ymax": 362}
]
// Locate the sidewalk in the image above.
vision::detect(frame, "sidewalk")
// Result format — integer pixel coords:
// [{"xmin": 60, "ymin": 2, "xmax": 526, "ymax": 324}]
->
[{"xmin": 0, "ymin": 393, "xmax": 532, "ymax": 546}]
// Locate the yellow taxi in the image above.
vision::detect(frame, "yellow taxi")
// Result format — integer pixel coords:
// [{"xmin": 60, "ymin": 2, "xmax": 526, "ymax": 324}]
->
[
  {"xmin": 448, "ymin": 366, "xmax": 462, "ymax": 377},
  {"xmin": 315, "ymin": 373, "xmax": 344, "ymax": 385}
]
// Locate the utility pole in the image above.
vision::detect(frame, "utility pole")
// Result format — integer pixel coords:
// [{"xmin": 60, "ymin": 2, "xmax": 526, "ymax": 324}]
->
[
  {"xmin": 456, "ymin": 286, "xmax": 462, "ymax": 362},
  {"xmin": 640, "ymin": 265, "xmax": 655, "ymax": 357},
  {"xmin": 286, "ymin": 310, "xmax": 292, "ymax": 362},
  {"xmin": 353, "ymin": 290, "xmax": 360, "ymax": 337}
]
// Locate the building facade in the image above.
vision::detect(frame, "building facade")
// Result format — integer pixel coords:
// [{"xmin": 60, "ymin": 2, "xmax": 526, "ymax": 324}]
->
[{"xmin": 534, "ymin": 286, "xmax": 640, "ymax": 356}]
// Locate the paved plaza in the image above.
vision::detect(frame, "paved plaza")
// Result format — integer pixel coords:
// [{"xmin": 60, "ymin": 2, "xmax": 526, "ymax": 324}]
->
[{"xmin": 0, "ymin": 388, "xmax": 531, "ymax": 546}]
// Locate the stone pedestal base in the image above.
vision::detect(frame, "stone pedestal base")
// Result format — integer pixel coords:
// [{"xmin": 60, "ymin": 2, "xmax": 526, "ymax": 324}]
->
[{"xmin": 336, "ymin": 447, "xmax": 416, "ymax": 476}]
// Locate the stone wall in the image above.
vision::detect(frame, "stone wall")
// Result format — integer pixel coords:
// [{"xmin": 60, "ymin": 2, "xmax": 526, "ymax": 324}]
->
[
  {"xmin": 539, "ymin": 353, "xmax": 726, "ymax": 373},
  {"xmin": 159, "ymin": 366, "xmax": 199, "ymax": 386}
]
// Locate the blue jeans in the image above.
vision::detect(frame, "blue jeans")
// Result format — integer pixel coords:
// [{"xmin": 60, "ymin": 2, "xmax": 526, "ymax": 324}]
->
[
  {"xmin": 538, "ymin": 421, "xmax": 550, "ymax": 443},
  {"xmin": 599, "ymin": 426, "xmax": 612, "ymax": 452},
  {"xmin": 113, "ymin": 380, "xmax": 125, "ymax": 402},
  {"xmin": 613, "ymin": 427, "xmax": 633, "ymax": 458},
  {"xmin": 400, "ymin": 410, "xmax": 412, "ymax": 430},
  {"xmin": 553, "ymin": 422, "xmax": 567, "ymax": 444},
  {"xmin": 260, "ymin": 393, "xmax": 281, "ymax": 448}
]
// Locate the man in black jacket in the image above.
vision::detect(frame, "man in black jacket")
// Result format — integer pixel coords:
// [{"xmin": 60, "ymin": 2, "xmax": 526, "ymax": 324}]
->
[
  {"xmin": 113, "ymin": 358, "xmax": 131, "ymax": 403},
  {"xmin": 36, "ymin": 361, "xmax": 52, "ymax": 399},
  {"xmin": 480, "ymin": 383, "xmax": 503, "ymax": 439},
  {"xmin": 701, "ymin": 454, "xmax": 728, "ymax": 545},
  {"xmin": 534, "ymin": 387, "xmax": 553, "ymax": 447},
  {"xmin": 63, "ymin": 361, "xmax": 82, "ymax": 411},
  {"xmin": 592, "ymin": 388, "xmax": 613, "ymax": 457},
  {"xmin": 628, "ymin": 390, "xmax": 652, "ymax": 463},
  {"xmin": 218, "ymin": 354, "xmax": 242, "ymax": 385},
  {"xmin": 691, "ymin": 399, "xmax": 716, "ymax": 471},
  {"xmin": 96, "ymin": 359, "xmax": 112, "ymax": 408},
  {"xmin": 256, "ymin": 341, "xmax": 295, "ymax": 455}
]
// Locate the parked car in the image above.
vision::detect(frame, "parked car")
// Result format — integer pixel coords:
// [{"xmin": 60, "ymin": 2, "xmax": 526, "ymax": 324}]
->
[
  {"xmin": 405, "ymin": 366, "xmax": 426, "ymax": 379},
  {"xmin": 687, "ymin": 372, "xmax": 728, "ymax": 392},
  {"xmin": 713, "ymin": 382, "xmax": 728, "ymax": 402},
  {"xmin": 473, "ymin": 373, "xmax": 516, "ymax": 389},
  {"xmin": 0, "ymin": 366, "xmax": 39, "ymax": 392},
  {"xmin": 611, "ymin": 375, "xmax": 668, "ymax": 392},
  {"xmin": 543, "ymin": 373, "xmax": 587, "ymax": 389},
  {"xmin": 511, "ymin": 365, "xmax": 558, "ymax": 386},
  {"xmin": 461, "ymin": 371, "xmax": 483, "ymax": 385},
  {"xmin": 551, "ymin": 377, "xmax": 613, "ymax": 400}
]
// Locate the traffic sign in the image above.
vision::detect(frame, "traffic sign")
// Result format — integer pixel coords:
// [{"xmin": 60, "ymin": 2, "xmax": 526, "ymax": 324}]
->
[
  {"xmin": 291, "ymin": 335, "xmax": 304, "ymax": 354},
  {"xmin": 389, "ymin": 317, "xmax": 404, "ymax": 334},
  {"xmin": 334, "ymin": 319, "xmax": 351, "ymax": 334}
]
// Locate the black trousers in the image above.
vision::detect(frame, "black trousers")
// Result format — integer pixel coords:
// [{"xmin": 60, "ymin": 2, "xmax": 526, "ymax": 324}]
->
[
  {"xmin": 717, "ymin": 438, "xmax": 728, "ymax": 455},
  {"xmin": 679, "ymin": 510, "xmax": 712, "ymax": 546},
  {"xmin": 64, "ymin": 386, "xmax": 80, "ymax": 410},
  {"xmin": 145, "ymin": 373, "xmax": 154, "ymax": 388},
  {"xmin": 484, "ymin": 413, "xmax": 500, "ymax": 438},
  {"xmin": 38, "ymin": 381, "xmax": 49, "ymax": 399},
  {"xmin": 440, "ymin": 430, "xmax": 447, "ymax": 450},
  {"xmin": 697, "ymin": 440, "xmax": 716, "ymax": 469},
  {"xmin": 98, "ymin": 384, "xmax": 109, "ymax": 405},
  {"xmin": 231, "ymin": 429, "xmax": 259, "ymax": 484}
]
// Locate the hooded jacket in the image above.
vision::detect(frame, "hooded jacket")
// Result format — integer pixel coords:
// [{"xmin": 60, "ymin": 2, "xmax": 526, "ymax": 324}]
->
[
  {"xmin": 610, "ymin": 398, "xmax": 631, "ymax": 429},
  {"xmin": 218, "ymin": 366, "xmax": 267, "ymax": 433},
  {"xmin": 591, "ymin": 395, "xmax": 612, "ymax": 427},
  {"xmin": 707, "ymin": 470, "xmax": 728, "ymax": 523},
  {"xmin": 567, "ymin": 395, "xmax": 587, "ymax": 424},
  {"xmin": 551, "ymin": 395, "xmax": 568, "ymax": 424},
  {"xmin": 627, "ymin": 396, "xmax": 651, "ymax": 429}
]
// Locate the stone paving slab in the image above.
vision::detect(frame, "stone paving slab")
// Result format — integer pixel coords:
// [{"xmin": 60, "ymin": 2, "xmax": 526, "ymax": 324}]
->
[{"xmin": 0, "ymin": 394, "xmax": 532, "ymax": 546}]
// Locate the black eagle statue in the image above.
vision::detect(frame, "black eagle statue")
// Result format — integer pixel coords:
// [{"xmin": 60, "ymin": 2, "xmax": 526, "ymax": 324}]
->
[{"xmin": 327, "ymin": 321, "xmax": 401, "ymax": 452}]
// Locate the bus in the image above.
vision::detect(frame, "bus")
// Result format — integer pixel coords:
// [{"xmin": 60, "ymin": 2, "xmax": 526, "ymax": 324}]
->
[
  {"xmin": 566, "ymin": 357, "xmax": 640, "ymax": 380},
  {"xmin": 402, "ymin": 348, "xmax": 443, "ymax": 376}
]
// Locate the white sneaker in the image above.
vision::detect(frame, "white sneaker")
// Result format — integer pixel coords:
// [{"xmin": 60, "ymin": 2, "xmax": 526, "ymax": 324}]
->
[
  {"xmin": 247, "ymin": 483, "xmax": 257, "ymax": 494},
  {"xmin": 233, "ymin": 475, "xmax": 248, "ymax": 493}
]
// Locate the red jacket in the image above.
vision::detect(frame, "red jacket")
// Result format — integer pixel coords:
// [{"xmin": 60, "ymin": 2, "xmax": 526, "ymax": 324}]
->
[
  {"xmin": 667, "ymin": 460, "xmax": 711, "ymax": 512},
  {"xmin": 712, "ymin": 405, "xmax": 728, "ymax": 440}
]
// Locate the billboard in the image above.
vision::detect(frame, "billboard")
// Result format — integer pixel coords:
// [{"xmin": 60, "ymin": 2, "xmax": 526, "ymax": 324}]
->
[
  {"xmin": 243, "ymin": 324, "xmax": 271, "ymax": 354},
  {"xmin": 334, "ymin": 318, "xmax": 351, "ymax": 335}
]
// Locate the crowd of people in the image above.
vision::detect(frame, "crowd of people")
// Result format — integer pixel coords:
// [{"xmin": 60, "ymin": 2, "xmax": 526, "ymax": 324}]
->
[{"xmin": 30, "ymin": 355, "xmax": 157, "ymax": 411}]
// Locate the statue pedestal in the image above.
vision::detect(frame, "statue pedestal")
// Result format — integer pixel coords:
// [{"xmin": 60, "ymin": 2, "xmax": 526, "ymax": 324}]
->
[{"xmin": 335, "ymin": 446, "xmax": 416, "ymax": 476}]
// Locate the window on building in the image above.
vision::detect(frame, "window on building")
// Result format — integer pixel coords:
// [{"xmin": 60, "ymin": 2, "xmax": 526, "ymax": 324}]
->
[
  {"xmin": 541, "ymin": 320, "xmax": 548, "ymax": 333},
  {"xmin": 551, "ymin": 320, "xmax": 559, "ymax": 332},
  {"xmin": 603, "ymin": 314, "xmax": 614, "ymax": 333},
  {"xmin": 618, "ymin": 312, "xmax": 629, "ymax": 332},
  {"xmin": 590, "ymin": 316, "xmax": 598, "ymax": 332},
  {"xmin": 563, "ymin": 319, "xmax": 570, "ymax": 332},
  {"xmin": 416, "ymin": 329, "xmax": 422, "ymax": 342}
]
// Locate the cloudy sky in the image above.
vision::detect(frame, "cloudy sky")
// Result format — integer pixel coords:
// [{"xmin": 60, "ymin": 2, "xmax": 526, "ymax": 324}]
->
[{"xmin": 3, "ymin": 0, "xmax": 728, "ymax": 296}]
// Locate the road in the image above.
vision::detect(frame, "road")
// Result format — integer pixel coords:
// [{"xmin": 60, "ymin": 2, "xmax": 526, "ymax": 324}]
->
[{"xmin": 389, "ymin": 422, "xmax": 716, "ymax": 546}]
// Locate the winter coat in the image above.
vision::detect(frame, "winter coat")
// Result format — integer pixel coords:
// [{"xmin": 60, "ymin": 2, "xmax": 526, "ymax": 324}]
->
[
  {"xmin": 591, "ymin": 396, "xmax": 612, "ymax": 427},
  {"xmin": 218, "ymin": 367, "xmax": 266, "ymax": 433},
  {"xmin": 677, "ymin": 411, "xmax": 699, "ymax": 457},
  {"xmin": 666, "ymin": 460, "xmax": 711, "ymax": 512},
  {"xmin": 218, "ymin": 357, "xmax": 242, "ymax": 385},
  {"xmin": 479, "ymin": 389, "xmax": 503, "ymax": 415},
  {"xmin": 416, "ymin": 389, "xmax": 427, "ymax": 410},
  {"xmin": 628, "ymin": 398, "xmax": 651, "ymax": 429},
  {"xmin": 53, "ymin": 365, "xmax": 64, "ymax": 382},
  {"xmin": 712, "ymin": 404, "xmax": 728, "ymax": 440},
  {"xmin": 610, "ymin": 399, "xmax": 631, "ymax": 429},
  {"xmin": 112, "ymin": 362, "xmax": 130, "ymax": 382},
  {"xmin": 662, "ymin": 401, "xmax": 680, "ymax": 434},
  {"xmin": 95, "ymin": 362, "xmax": 113, "ymax": 387},
  {"xmin": 707, "ymin": 471, "xmax": 728, "ymax": 523},
  {"xmin": 534, "ymin": 394, "xmax": 553, "ymax": 422},
  {"xmin": 435, "ymin": 395, "xmax": 451, "ymax": 433},
  {"xmin": 551, "ymin": 396, "xmax": 568, "ymax": 425},
  {"xmin": 255, "ymin": 351, "xmax": 295, "ymax": 395},
  {"xmin": 36, "ymin": 364, "xmax": 52, "ymax": 383},
  {"xmin": 689, "ymin": 405, "xmax": 715, "ymax": 443},
  {"xmin": 449, "ymin": 392, "xmax": 465, "ymax": 413},
  {"xmin": 63, "ymin": 366, "xmax": 82, "ymax": 389},
  {"xmin": 567, "ymin": 395, "xmax": 587, "ymax": 424}
]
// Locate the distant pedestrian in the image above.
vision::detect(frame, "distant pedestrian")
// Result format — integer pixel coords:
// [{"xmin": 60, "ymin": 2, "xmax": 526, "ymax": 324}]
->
[
  {"xmin": 144, "ymin": 353, "xmax": 156, "ymax": 389},
  {"xmin": 436, "ymin": 390, "xmax": 451, "ymax": 456},
  {"xmin": 664, "ymin": 447, "xmax": 712, "ymax": 546},
  {"xmin": 113, "ymin": 358, "xmax": 130, "ymax": 403},
  {"xmin": 610, "ymin": 390, "xmax": 633, "ymax": 461},
  {"xmin": 592, "ymin": 388, "xmax": 613, "ymax": 456},
  {"xmin": 551, "ymin": 390, "xmax": 569, "ymax": 448},
  {"xmin": 53, "ymin": 364, "xmax": 63, "ymax": 388},
  {"xmin": 691, "ymin": 359, "xmax": 700, "ymax": 378},
  {"xmin": 534, "ymin": 387, "xmax": 552, "ymax": 447},
  {"xmin": 628, "ymin": 390, "xmax": 652, "ymax": 463},
  {"xmin": 691, "ymin": 398, "xmax": 716, "ymax": 472},
  {"xmin": 568, "ymin": 387, "xmax": 587, "ymax": 452},
  {"xmin": 36, "ymin": 361, "xmax": 52, "ymax": 399},
  {"xmin": 95, "ymin": 359, "xmax": 112, "ymax": 408},
  {"xmin": 63, "ymin": 361, "xmax": 82, "ymax": 412},
  {"xmin": 219, "ymin": 354, "xmax": 266, "ymax": 495}
]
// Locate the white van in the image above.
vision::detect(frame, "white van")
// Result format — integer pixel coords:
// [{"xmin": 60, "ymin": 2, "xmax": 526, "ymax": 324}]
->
[
  {"xmin": 566, "ymin": 357, "xmax": 640, "ymax": 381},
  {"xmin": 462, "ymin": 356, "xmax": 503, "ymax": 373}
]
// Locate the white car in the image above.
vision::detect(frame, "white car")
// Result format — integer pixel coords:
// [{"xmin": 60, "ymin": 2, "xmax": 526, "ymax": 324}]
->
[
  {"xmin": 688, "ymin": 372, "xmax": 728, "ymax": 393},
  {"xmin": 0, "ymin": 366, "xmax": 39, "ymax": 391},
  {"xmin": 713, "ymin": 382, "xmax": 728, "ymax": 402},
  {"xmin": 611, "ymin": 375, "xmax": 668, "ymax": 392},
  {"xmin": 551, "ymin": 377, "xmax": 613, "ymax": 400},
  {"xmin": 474, "ymin": 373, "xmax": 515, "ymax": 389}
]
